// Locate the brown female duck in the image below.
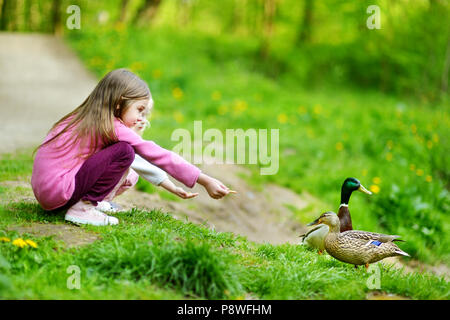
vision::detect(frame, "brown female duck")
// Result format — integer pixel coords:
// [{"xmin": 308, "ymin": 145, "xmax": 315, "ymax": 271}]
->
[{"xmin": 309, "ymin": 211, "xmax": 409, "ymax": 269}]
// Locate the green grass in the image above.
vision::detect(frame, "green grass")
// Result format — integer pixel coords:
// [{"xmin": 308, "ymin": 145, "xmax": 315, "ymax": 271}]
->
[
  {"xmin": 64, "ymin": 25, "xmax": 450, "ymax": 265},
  {"xmin": 1, "ymin": 152, "xmax": 448, "ymax": 299},
  {"xmin": 0, "ymin": 196, "xmax": 448, "ymax": 300}
]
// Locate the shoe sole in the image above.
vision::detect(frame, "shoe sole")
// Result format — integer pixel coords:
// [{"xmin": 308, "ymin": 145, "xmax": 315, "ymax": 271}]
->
[{"xmin": 65, "ymin": 215, "xmax": 119, "ymax": 226}]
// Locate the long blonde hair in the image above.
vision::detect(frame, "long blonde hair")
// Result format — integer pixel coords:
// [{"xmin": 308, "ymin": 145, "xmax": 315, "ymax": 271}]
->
[{"xmin": 36, "ymin": 68, "xmax": 150, "ymax": 158}]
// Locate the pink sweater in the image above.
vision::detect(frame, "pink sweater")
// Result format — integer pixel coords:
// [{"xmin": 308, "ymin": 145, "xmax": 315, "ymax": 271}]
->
[{"xmin": 31, "ymin": 118, "xmax": 201, "ymax": 210}]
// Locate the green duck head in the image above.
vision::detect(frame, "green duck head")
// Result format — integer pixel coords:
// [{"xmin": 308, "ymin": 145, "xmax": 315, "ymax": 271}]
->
[
  {"xmin": 308, "ymin": 211, "xmax": 340, "ymax": 232},
  {"xmin": 341, "ymin": 177, "xmax": 371, "ymax": 205}
]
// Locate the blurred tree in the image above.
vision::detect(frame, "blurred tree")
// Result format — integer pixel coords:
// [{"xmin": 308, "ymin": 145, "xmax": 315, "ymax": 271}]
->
[
  {"xmin": 177, "ymin": 0, "xmax": 198, "ymax": 27},
  {"xmin": 118, "ymin": 0, "xmax": 130, "ymax": 23},
  {"xmin": 133, "ymin": 0, "xmax": 162, "ymax": 26},
  {"xmin": 0, "ymin": 0, "xmax": 15, "ymax": 31},
  {"xmin": 23, "ymin": 0, "xmax": 31, "ymax": 31},
  {"xmin": 297, "ymin": 0, "xmax": 313, "ymax": 45},
  {"xmin": 260, "ymin": 0, "xmax": 277, "ymax": 58},
  {"xmin": 51, "ymin": 0, "xmax": 62, "ymax": 35}
]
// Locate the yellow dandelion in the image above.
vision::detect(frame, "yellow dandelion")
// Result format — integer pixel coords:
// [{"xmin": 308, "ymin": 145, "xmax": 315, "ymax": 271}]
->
[
  {"xmin": 409, "ymin": 164, "xmax": 416, "ymax": 171},
  {"xmin": 12, "ymin": 238, "xmax": 28, "ymax": 248},
  {"xmin": 217, "ymin": 105, "xmax": 228, "ymax": 115},
  {"xmin": 25, "ymin": 239, "xmax": 38, "ymax": 248},
  {"xmin": 335, "ymin": 142, "xmax": 344, "ymax": 151},
  {"xmin": 416, "ymin": 169, "xmax": 424, "ymax": 176},
  {"xmin": 411, "ymin": 124, "xmax": 417, "ymax": 134},
  {"xmin": 372, "ymin": 177, "xmax": 381, "ymax": 185},
  {"xmin": 173, "ymin": 111, "xmax": 184, "ymax": 123},
  {"xmin": 233, "ymin": 100, "xmax": 248, "ymax": 114},
  {"xmin": 152, "ymin": 69, "xmax": 162, "ymax": 79},
  {"xmin": 211, "ymin": 91, "xmax": 222, "ymax": 101},
  {"xmin": 369, "ymin": 185, "xmax": 380, "ymax": 194},
  {"xmin": 313, "ymin": 104, "xmax": 322, "ymax": 115},
  {"xmin": 297, "ymin": 106, "xmax": 307, "ymax": 114},
  {"xmin": 0, "ymin": 237, "xmax": 11, "ymax": 242},
  {"xmin": 89, "ymin": 56, "xmax": 103, "ymax": 67},
  {"xmin": 172, "ymin": 87, "xmax": 184, "ymax": 100},
  {"xmin": 426, "ymin": 140, "xmax": 433, "ymax": 149},
  {"xmin": 387, "ymin": 140, "xmax": 393, "ymax": 149},
  {"xmin": 106, "ymin": 60, "xmax": 116, "ymax": 70},
  {"xmin": 277, "ymin": 113, "xmax": 288, "ymax": 124},
  {"xmin": 386, "ymin": 152, "xmax": 393, "ymax": 161},
  {"xmin": 432, "ymin": 133, "xmax": 439, "ymax": 143},
  {"xmin": 425, "ymin": 175, "xmax": 432, "ymax": 183},
  {"xmin": 129, "ymin": 61, "xmax": 145, "ymax": 72}
]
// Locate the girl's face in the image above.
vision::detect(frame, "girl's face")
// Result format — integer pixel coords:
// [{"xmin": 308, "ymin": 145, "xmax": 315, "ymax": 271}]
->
[{"xmin": 120, "ymin": 99, "xmax": 153, "ymax": 128}]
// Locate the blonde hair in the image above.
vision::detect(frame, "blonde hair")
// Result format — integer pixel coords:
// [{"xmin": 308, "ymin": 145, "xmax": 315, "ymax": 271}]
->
[{"xmin": 36, "ymin": 68, "xmax": 150, "ymax": 158}]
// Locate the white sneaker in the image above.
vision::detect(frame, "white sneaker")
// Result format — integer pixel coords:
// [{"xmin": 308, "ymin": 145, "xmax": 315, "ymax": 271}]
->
[
  {"xmin": 65, "ymin": 200, "xmax": 119, "ymax": 226},
  {"xmin": 96, "ymin": 201, "xmax": 119, "ymax": 213}
]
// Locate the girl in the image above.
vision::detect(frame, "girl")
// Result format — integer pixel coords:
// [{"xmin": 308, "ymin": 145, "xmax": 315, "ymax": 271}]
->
[
  {"xmin": 96, "ymin": 110, "xmax": 199, "ymax": 214},
  {"xmin": 31, "ymin": 68, "xmax": 231, "ymax": 226}
]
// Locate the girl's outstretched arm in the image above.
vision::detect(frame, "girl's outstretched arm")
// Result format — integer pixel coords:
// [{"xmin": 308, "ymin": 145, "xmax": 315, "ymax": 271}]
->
[{"xmin": 196, "ymin": 173, "xmax": 230, "ymax": 199}]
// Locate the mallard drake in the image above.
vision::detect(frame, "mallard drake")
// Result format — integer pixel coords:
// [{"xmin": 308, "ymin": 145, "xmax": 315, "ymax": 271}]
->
[
  {"xmin": 300, "ymin": 178, "xmax": 371, "ymax": 253},
  {"xmin": 310, "ymin": 211, "xmax": 409, "ymax": 269}
]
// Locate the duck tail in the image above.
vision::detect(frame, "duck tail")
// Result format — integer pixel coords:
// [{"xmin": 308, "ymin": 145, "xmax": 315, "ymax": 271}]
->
[
  {"xmin": 393, "ymin": 239, "xmax": 405, "ymax": 242},
  {"xmin": 395, "ymin": 249, "xmax": 410, "ymax": 257}
]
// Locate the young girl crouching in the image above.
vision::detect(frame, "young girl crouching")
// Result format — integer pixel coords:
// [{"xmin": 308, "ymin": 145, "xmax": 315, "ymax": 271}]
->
[{"xmin": 31, "ymin": 68, "xmax": 231, "ymax": 226}]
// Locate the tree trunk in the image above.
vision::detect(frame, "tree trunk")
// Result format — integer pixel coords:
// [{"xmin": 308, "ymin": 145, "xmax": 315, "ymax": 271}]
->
[
  {"xmin": 51, "ymin": 0, "xmax": 62, "ymax": 35},
  {"xmin": 118, "ymin": 0, "xmax": 130, "ymax": 23},
  {"xmin": 297, "ymin": 0, "xmax": 313, "ymax": 45},
  {"xmin": 259, "ymin": 0, "xmax": 276, "ymax": 59},
  {"xmin": 133, "ymin": 0, "xmax": 162, "ymax": 26},
  {"xmin": 0, "ymin": 0, "xmax": 9, "ymax": 30},
  {"xmin": 23, "ymin": 0, "xmax": 32, "ymax": 31}
]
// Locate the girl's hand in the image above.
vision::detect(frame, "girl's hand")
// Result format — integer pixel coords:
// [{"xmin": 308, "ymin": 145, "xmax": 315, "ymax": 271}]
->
[
  {"xmin": 160, "ymin": 179, "xmax": 198, "ymax": 199},
  {"xmin": 173, "ymin": 187, "xmax": 199, "ymax": 199},
  {"xmin": 197, "ymin": 173, "xmax": 231, "ymax": 199}
]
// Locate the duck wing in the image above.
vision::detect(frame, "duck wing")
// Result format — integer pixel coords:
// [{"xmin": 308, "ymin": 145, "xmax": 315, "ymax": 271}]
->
[{"xmin": 342, "ymin": 230, "xmax": 404, "ymax": 243}]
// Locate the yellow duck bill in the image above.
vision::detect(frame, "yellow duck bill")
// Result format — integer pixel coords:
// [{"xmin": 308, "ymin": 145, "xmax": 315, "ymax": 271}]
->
[{"xmin": 358, "ymin": 184, "xmax": 372, "ymax": 195}]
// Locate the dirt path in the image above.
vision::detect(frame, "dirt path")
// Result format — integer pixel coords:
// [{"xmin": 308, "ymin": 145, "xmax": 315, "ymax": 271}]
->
[
  {"xmin": 0, "ymin": 32, "xmax": 447, "ymax": 281},
  {"xmin": 0, "ymin": 32, "xmax": 97, "ymax": 154}
]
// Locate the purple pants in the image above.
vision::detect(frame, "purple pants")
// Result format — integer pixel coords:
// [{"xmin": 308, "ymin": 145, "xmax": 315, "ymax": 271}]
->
[{"xmin": 58, "ymin": 141, "xmax": 135, "ymax": 210}]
